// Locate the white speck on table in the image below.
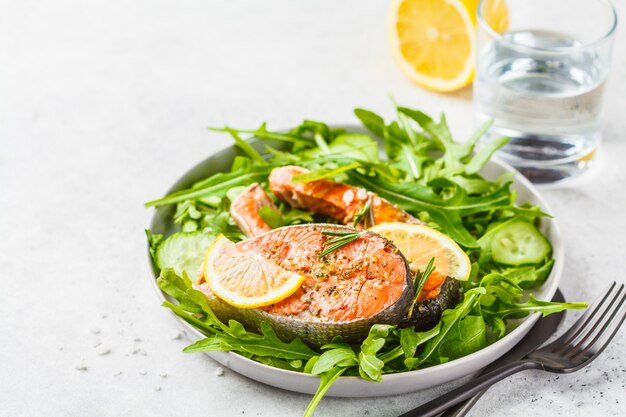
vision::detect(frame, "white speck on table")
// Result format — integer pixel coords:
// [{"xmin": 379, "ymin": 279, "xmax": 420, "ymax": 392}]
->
[
  {"xmin": 74, "ymin": 360, "xmax": 88, "ymax": 372},
  {"xmin": 96, "ymin": 347, "xmax": 111, "ymax": 356}
]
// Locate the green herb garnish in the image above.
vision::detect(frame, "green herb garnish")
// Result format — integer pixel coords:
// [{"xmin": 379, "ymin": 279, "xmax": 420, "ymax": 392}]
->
[
  {"xmin": 407, "ymin": 257, "xmax": 436, "ymax": 320},
  {"xmin": 413, "ymin": 257, "xmax": 436, "ymax": 296},
  {"xmin": 352, "ymin": 196, "xmax": 375, "ymax": 228},
  {"xmin": 318, "ymin": 231, "xmax": 364, "ymax": 258}
]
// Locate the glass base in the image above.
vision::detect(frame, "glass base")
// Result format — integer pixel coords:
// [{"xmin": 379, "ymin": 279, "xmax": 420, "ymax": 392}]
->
[{"xmin": 485, "ymin": 127, "xmax": 600, "ymax": 185}]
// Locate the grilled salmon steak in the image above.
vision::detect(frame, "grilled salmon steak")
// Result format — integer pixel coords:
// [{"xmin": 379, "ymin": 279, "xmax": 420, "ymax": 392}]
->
[
  {"xmin": 198, "ymin": 224, "xmax": 413, "ymax": 346},
  {"xmin": 229, "ymin": 183, "xmax": 275, "ymax": 237},
  {"xmin": 269, "ymin": 166, "xmax": 421, "ymax": 227}
]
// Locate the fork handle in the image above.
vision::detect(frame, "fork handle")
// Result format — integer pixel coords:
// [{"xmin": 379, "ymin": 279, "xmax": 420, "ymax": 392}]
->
[
  {"xmin": 438, "ymin": 390, "xmax": 485, "ymax": 417},
  {"xmin": 398, "ymin": 360, "xmax": 541, "ymax": 417}
]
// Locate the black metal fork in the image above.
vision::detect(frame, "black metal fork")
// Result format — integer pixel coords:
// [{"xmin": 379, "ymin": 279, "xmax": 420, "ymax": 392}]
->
[{"xmin": 399, "ymin": 282, "xmax": 626, "ymax": 417}]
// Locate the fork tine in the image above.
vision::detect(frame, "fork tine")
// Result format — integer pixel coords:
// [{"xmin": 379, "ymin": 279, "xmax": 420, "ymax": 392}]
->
[
  {"xmin": 568, "ymin": 285, "xmax": 626, "ymax": 361},
  {"xmin": 551, "ymin": 281, "xmax": 617, "ymax": 353},
  {"xmin": 560, "ymin": 284, "xmax": 625, "ymax": 357}
]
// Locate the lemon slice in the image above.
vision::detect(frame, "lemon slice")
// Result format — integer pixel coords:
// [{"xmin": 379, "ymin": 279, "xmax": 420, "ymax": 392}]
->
[
  {"xmin": 203, "ymin": 235, "xmax": 305, "ymax": 309},
  {"xmin": 369, "ymin": 222, "xmax": 471, "ymax": 280},
  {"xmin": 388, "ymin": 0, "xmax": 508, "ymax": 92}
]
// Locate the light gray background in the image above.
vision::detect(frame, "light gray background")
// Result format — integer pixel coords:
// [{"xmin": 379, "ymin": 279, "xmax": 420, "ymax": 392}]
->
[{"xmin": 1, "ymin": 1, "xmax": 625, "ymax": 416}]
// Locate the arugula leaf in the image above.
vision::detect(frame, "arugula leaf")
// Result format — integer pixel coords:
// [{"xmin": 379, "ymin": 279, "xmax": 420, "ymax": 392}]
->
[
  {"xmin": 259, "ymin": 204, "xmax": 314, "ymax": 229},
  {"xmin": 480, "ymin": 273, "xmax": 524, "ymax": 305},
  {"xmin": 173, "ymin": 200, "xmax": 205, "ymax": 231},
  {"xmin": 303, "ymin": 367, "xmax": 346, "ymax": 417},
  {"xmin": 356, "ymin": 107, "xmax": 434, "ymax": 181},
  {"xmin": 255, "ymin": 356, "xmax": 304, "ymax": 371},
  {"xmin": 311, "ymin": 343, "xmax": 358, "ymax": 374},
  {"xmin": 264, "ymin": 145, "xmax": 303, "ymax": 164},
  {"xmin": 305, "ymin": 339, "xmax": 360, "ymax": 416},
  {"xmin": 449, "ymin": 175, "xmax": 493, "ymax": 195},
  {"xmin": 461, "ymin": 119, "xmax": 494, "ymax": 159},
  {"xmin": 289, "ymin": 120, "xmax": 337, "ymax": 144},
  {"xmin": 184, "ymin": 321, "xmax": 317, "ymax": 360},
  {"xmin": 484, "ymin": 314, "xmax": 508, "ymax": 339},
  {"xmin": 203, "ymin": 211, "xmax": 245, "ymax": 241},
  {"xmin": 145, "ymin": 167, "xmax": 273, "ymax": 207},
  {"xmin": 354, "ymin": 108, "xmax": 386, "ymax": 138},
  {"xmin": 477, "ymin": 273, "xmax": 587, "ymax": 321},
  {"xmin": 485, "ymin": 295, "xmax": 587, "ymax": 319},
  {"xmin": 224, "ymin": 128, "xmax": 268, "ymax": 165},
  {"xmin": 161, "ymin": 300, "xmax": 219, "ymax": 335},
  {"xmin": 500, "ymin": 260, "xmax": 555, "ymax": 289},
  {"xmin": 258, "ymin": 206, "xmax": 285, "ymax": 229},
  {"xmin": 401, "ymin": 145, "xmax": 428, "ymax": 179},
  {"xmin": 437, "ymin": 315, "xmax": 487, "ymax": 361},
  {"xmin": 209, "ymin": 123, "xmax": 313, "ymax": 146},
  {"xmin": 302, "ymin": 133, "xmax": 379, "ymax": 161},
  {"xmin": 397, "ymin": 107, "xmax": 449, "ymax": 150},
  {"xmin": 358, "ymin": 324, "xmax": 394, "ymax": 382},
  {"xmin": 406, "ymin": 287, "xmax": 487, "ymax": 369},
  {"xmin": 157, "ymin": 268, "xmax": 192, "ymax": 301},
  {"xmin": 397, "ymin": 324, "xmax": 441, "ymax": 359},
  {"xmin": 384, "ymin": 121, "xmax": 408, "ymax": 159},
  {"xmin": 465, "ymin": 136, "xmax": 510, "ymax": 175},
  {"xmin": 281, "ymin": 205, "xmax": 315, "ymax": 225},
  {"xmin": 145, "ymin": 230, "xmax": 164, "ymax": 263},
  {"xmin": 291, "ymin": 162, "xmax": 361, "ymax": 184}
]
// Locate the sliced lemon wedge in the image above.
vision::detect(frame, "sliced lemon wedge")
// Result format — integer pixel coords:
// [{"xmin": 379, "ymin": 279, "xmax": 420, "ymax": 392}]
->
[
  {"xmin": 203, "ymin": 235, "xmax": 305, "ymax": 308},
  {"xmin": 388, "ymin": 0, "xmax": 508, "ymax": 92},
  {"xmin": 370, "ymin": 222, "xmax": 471, "ymax": 280}
]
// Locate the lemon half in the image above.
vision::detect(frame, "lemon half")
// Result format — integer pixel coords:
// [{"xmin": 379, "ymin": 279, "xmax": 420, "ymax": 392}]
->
[{"xmin": 388, "ymin": 0, "xmax": 508, "ymax": 92}]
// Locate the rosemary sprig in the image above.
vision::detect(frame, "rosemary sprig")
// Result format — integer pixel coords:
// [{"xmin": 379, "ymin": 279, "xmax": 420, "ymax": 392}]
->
[
  {"xmin": 407, "ymin": 257, "xmax": 436, "ymax": 320},
  {"xmin": 413, "ymin": 257, "xmax": 436, "ymax": 295},
  {"xmin": 319, "ymin": 231, "xmax": 364, "ymax": 258},
  {"xmin": 352, "ymin": 196, "xmax": 375, "ymax": 228}
]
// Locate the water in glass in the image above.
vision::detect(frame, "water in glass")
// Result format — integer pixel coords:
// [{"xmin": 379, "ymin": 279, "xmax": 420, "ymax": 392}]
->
[{"xmin": 474, "ymin": 30, "xmax": 609, "ymax": 183}]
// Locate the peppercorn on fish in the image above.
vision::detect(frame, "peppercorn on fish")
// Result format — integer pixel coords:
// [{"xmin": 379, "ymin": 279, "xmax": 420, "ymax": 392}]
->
[{"xmin": 197, "ymin": 224, "xmax": 413, "ymax": 346}]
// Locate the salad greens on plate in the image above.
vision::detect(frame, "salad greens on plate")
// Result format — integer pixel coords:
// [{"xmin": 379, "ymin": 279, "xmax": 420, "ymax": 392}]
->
[{"xmin": 145, "ymin": 104, "xmax": 586, "ymax": 416}]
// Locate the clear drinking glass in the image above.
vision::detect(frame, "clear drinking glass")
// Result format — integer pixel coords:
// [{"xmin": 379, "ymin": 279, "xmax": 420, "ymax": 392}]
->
[{"xmin": 474, "ymin": 0, "xmax": 617, "ymax": 184}]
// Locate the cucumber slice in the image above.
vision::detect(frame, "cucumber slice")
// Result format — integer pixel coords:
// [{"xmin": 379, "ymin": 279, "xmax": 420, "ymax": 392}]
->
[
  {"xmin": 156, "ymin": 231, "xmax": 217, "ymax": 279},
  {"xmin": 490, "ymin": 221, "xmax": 551, "ymax": 266}
]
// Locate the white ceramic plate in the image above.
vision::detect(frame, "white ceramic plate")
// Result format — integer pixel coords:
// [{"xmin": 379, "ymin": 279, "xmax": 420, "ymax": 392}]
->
[{"xmin": 147, "ymin": 131, "xmax": 563, "ymax": 398}]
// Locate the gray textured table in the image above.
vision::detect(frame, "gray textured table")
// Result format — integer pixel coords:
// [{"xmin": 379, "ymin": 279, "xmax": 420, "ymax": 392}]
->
[{"xmin": 1, "ymin": 1, "xmax": 625, "ymax": 416}]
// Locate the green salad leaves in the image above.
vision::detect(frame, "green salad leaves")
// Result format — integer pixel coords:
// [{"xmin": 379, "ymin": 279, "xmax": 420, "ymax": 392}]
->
[{"xmin": 145, "ymin": 104, "xmax": 586, "ymax": 417}]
